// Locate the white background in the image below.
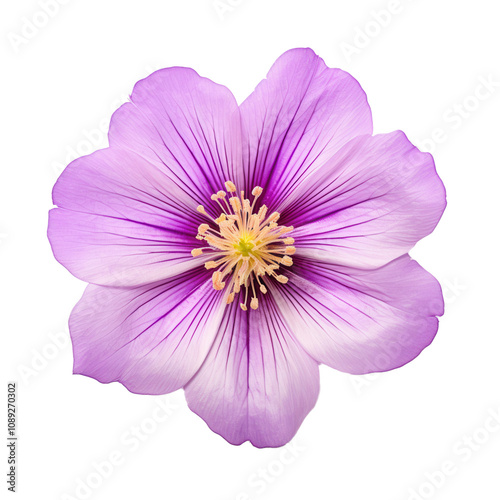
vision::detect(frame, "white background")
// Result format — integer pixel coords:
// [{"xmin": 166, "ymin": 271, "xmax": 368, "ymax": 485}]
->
[{"xmin": 1, "ymin": 0, "xmax": 499, "ymax": 499}]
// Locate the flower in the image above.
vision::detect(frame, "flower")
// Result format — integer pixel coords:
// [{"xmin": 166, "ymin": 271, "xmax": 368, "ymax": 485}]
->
[{"xmin": 48, "ymin": 48, "xmax": 446, "ymax": 448}]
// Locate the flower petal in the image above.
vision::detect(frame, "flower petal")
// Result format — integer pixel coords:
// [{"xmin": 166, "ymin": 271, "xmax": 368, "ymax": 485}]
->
[
  {"xmin": 286, "ymin": 131, "xmax": 446, "ymax": 269},
  {"xmin": 108, "ymin": 66, "xmax": 243, "ymax": 209},
  {"xmin": 240, "ymin": 47, "xmax": 372, "ymax": 205},
  {"xmin": 49, "ymin": 148, "xmax": 209, "ymax": 286},
  {"xmin": 184, "ymin": 295, "xmax": 319, "ymax": 448},
  {"xmin": 69, "ymin": 269, "xmax": 225, "ymax": 395},
  {"xmin": 271, "ymin": 255, "xmax": 443, "ymax": 374}
]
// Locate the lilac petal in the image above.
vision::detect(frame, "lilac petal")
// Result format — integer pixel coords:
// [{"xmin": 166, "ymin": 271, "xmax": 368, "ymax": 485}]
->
[
  {"xmin": 108, "ymin": 67, "xmax": 243, "ymax": 210},
  {"xmin": 286, "ymin": 131, "xmax": 446, "ymax": 269},
  {"xmin": 48, "ymin": 148, "xmax": 210, "ymax": 287},
  {"xmin": 184, "ymin": 295, "xmax": 319, "ymax": 448},
  {"xmin": 271, "ymin": 255, "xmax": 443, "ymax": 374},
  {"xmin": 240, "ymin": 47, "xmax": 372, "ymax": 205},
  {"xmin": 69, "ymin": 270, "xmax": 225, "ymax": 395}
]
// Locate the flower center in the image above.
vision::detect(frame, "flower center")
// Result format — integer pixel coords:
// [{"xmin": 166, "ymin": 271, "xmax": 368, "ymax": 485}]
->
[
  {"xmin": 191, "ymin": 181, "xmax": 295, "ymax": 311},
  {"xmin": 235, "ymin": 239, "xmax": 254, "ymax": 256}
]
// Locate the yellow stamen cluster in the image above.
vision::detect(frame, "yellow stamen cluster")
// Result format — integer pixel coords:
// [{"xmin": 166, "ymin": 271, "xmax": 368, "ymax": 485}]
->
[{"xmin": 191, "ymin": 181, "xmax": 295, "ymax": 311}]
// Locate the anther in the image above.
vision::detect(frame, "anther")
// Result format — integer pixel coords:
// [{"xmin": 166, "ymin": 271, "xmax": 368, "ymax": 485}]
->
[
  {"xmin": 285, "ymin": 246, "xmax": 296, "ymax": 255},
  {"xmin": 212, "ymin": 272, "xmax": 225, "ymax": 290},
  {"xmin": 281, "ymin": 256, "xmax": 293, "ymax": 266},
  {"xmin": 252, "ymin": 186, "xmax": 263, "ymax": 197},
  {"xmin": 225, "ymin": 181, "xmax": 237, "ymax": 192},
  {"xmin": 191, "ymin": 248, "xmax": 203, "ymax": 257},
  {"xmin": 276, "ymin": 275, "xmax": 288, "ymax": 284},
  {"xmin": 250, "ymin": 298, "xmax": 259, "ymax": 310},
  {"xmin": 196, "ymin": 205, "xmax": 206, "ymax": 215},
  {"xmin": 229, "ymin": 197, "xmax": 242, "ymax": 211}
]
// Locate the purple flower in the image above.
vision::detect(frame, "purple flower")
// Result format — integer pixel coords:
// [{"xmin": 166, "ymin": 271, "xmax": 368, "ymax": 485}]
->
[{"xmin": 48, "ymin": 48, "xmax": 446, "ymax": 448}]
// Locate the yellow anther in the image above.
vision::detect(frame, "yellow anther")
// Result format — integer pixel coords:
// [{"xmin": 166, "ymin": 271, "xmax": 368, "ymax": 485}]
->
[
  {"xmin": 198, "ymin": 224, "xmax": 209, "ymax": 234},
  {"xmin": 229, "ymin": 197, "xmax": 242, "ymax": 211},
  {"xmin": 196, "ymin": 205, "xmax": 206, "ymax": 214},
  {"xmin": 281, "ymin": 256, "xmax": 293, "ymax": 266},
  {"xmin": 258, "ymin": 206, "xmax": 267, "ymax": 220},
  {"xmin": 240, "ymin": 303, "xmax": 248, "ymax": 311},
  {"xmin": 205, "ymin": 261, "xmax": 218, "ymax": 269},
  {"xmin": 284, "ymin": 237, "xmax": 295, "ymax": 245},
  {"xmin": 285, "ymin": 246, "xmax": 296, "ymax": 255},
  {"xmin": 226, "ymin": 293, "xmax": 235, "ymax": 304},
  {"xmin": 260, "ymin": 285, "xmax": 268, "ymax": 294},
  {"xmin": 217, "ymin": 190, "xmax": 226, "ymax": 198},
  {"xmin": 250, "ymin": 298, "xmax": 259, "ymax": 310},
  {"xmin": 191, "ymin": 248, "xmax": 203, "ymax": 257},
  {"xmin": 252, "ymin": 186, "xmax": 263, "ymax": 197},
  {"xmin": 212, "ymin": 272, "xmax": 225, "ymax": 290},
  {"xmin": 215, "ymin": 214, "xmax": 227, "ymax": 224},
  {"xmin": 225, "ymin": 181, "xmax": 237, "ymax": 192},
  {"xmin": 276, "ymin": 275, "xmax": 288, "ymax": 284}
]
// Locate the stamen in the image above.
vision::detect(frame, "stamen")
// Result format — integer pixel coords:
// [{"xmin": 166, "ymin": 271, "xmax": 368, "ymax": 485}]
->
[
  {"xmin": 229, "ymin": 197, "xmax": 242, "ymax": 212},
  {"xmin": 191, "ymin": 181, "xmax": 295, "ymax": 311},
  {"xmin": 212, "ymin": 271, "xmax": 225, "ymax": 290},
  {"xmin": 268, "ymin": 212, "xmax": 280, "ymax": 223},
  {"xmin": 252, "ymin": 186, "xmax": 263, "ymax": 197},
  {"xmin": 258, "ymin": 206, "xmax": 267, "ymax": 221}
]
